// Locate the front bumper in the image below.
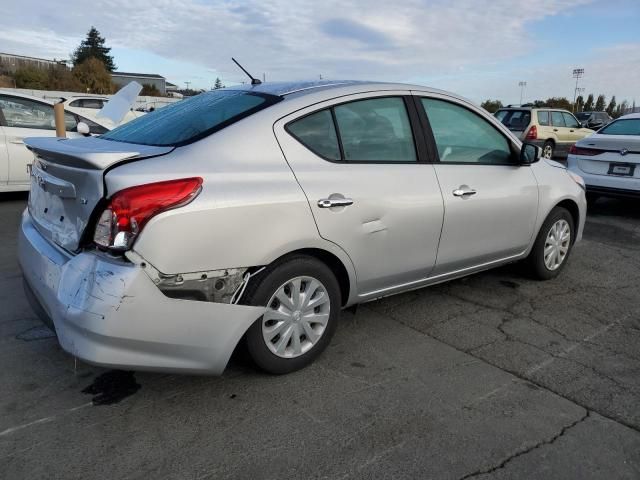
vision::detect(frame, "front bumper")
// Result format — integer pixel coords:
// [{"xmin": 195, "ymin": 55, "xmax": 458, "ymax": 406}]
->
[{"xmin": 18, "ymin": 210, "xmax": 265, "ymax": 374}]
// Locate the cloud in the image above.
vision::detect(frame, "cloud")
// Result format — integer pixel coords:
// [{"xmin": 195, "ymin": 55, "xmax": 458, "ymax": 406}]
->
[{"xmin": 1, "ymin": 0, "xmax": 636, "ymax": 102}]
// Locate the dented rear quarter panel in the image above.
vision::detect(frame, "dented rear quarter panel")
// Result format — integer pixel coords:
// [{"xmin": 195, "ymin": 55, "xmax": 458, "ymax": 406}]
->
[{"xmin": 104, "ymin": 110, "xmax": 359, "ymax": 303}]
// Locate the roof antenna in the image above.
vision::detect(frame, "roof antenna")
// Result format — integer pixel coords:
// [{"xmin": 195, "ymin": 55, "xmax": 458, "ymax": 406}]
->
[{"xmin": 232, "ymin": 58, "xmax": 262, "ymax": 85}]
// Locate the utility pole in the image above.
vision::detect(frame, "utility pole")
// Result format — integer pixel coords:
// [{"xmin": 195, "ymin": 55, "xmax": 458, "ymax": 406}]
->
[
  {"xmin": 572, "ymin": 68, "xmax": 584, "ymax": 112},
  {"xmin": 518, "ymin": 81, "xmax": 527, "ymax": 105},
  {"xmin": 185, "ymin": 81, "xmax": 191, "ymax": 91}
]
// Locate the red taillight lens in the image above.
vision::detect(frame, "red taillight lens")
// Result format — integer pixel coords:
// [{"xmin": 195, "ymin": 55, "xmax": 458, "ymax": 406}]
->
[
  {"xmin": 569, "ymin": 145, "xmax": 602, "ymax": 156},
  {"xmin": 525, "ymin": 125, "xmax": 537, "ymax": 140},
  {"xmin": 94, "ymin": 177, "xmax": 203, "ymax": 251}
]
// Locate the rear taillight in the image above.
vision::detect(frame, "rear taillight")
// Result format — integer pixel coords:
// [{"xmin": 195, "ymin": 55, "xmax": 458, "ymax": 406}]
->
[
  {"xmin": 94, "ymin": 177, "xmax": 203, "ymax": 251},
  {"xmin": 525, "ymin": 125, "xmax": 537, "ymax": 140},
  {"xmin": 568, "ymin": 145, "xmax": 602, "ymax": 156}
]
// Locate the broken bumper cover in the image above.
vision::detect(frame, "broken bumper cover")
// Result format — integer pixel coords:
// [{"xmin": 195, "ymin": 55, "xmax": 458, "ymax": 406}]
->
[{"xmin": 18, "ymin": 210, "xmax": 265, "ymax": 374}]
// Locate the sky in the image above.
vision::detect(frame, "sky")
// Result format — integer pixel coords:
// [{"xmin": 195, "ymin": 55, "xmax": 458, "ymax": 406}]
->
[{"xmin": 1, "ymin": 0, "xmax": 638, "ymax": 104}]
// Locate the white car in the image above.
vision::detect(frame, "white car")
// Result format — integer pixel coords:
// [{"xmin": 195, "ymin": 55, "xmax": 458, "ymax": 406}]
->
[
  {"xmin": 0, "ymin": 91, "xmax": 110, "ymax": 192},
  {"xmin": 62, "ymin": 95, "xmax": 144, "ymax": 126},
  {"xmin": 567, "ymin": 113, "xmax": 640, "ymax": 201}
]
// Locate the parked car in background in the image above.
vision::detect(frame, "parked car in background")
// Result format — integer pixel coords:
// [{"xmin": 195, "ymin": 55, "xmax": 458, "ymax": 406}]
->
[
  {"xmin": 567, "ymin": 113, "xmax": 640, "ymax": 201},
  {"xmin": 495, "ymin": 106, "xmax": 594, "ymax": 159},
  {"xmin": 62, "ymin": 95, "xmax": 144, "ymax": 126},
  {"xmin": 0, "ymin": 91, "xmax": 110, "ymax": 192},
  {"xmin": 19, "ymin": 81, "xmax": 586, "ymax": 376},
  {"xmin": 575, "ymin": 111, "xmax": 612, "ymax": 130}
]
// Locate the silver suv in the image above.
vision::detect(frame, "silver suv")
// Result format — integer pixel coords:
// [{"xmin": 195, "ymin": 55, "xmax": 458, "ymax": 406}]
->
[{"xmin": 19, "ymin": 81, "xmax": 586, "ymax": 375}]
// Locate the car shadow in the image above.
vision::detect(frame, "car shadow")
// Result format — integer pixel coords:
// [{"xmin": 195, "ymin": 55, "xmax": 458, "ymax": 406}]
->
[{"xmin": 588, "ymin": 196, "xmax": 640, "ymax": 220}]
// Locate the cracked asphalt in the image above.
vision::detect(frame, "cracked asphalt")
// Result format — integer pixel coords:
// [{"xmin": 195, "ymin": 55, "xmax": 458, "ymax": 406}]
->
[{"xmin": 1, "ymin": 192, "xmax": 639, "ymax": 479}]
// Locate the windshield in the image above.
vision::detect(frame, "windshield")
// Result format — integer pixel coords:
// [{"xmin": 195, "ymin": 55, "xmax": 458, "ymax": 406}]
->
[
  {"xmin": 101, "ymin": 90, "xmax": 280, "ymax": 146},
  {"xmin": 599, "ymin": 119, "xmax": 640, "ymax": 136},
  {"xmin": 575, "ymin": 112, "xmax": 591, "ymax": 120},
  {"xmin": 494, "ymin": 110, "xmax": 531, "ymax": 131}
]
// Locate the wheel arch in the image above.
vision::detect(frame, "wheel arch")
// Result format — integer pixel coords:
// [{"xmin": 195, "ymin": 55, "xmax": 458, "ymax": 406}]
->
[{"xmin": 555, "ymin": 199, "xmax": 580, "ymax": 244}]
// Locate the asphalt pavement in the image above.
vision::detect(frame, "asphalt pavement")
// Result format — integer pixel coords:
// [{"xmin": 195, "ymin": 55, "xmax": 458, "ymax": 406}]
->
[{"xmin": 1, "ymin": 192, "xmax": 638, "ymax": 479}]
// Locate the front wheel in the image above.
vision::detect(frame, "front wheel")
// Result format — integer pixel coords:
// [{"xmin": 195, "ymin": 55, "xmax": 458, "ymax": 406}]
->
[
  {"xmin": 242, "ymin": 256, "xmax": 341, "ymax": 374},
  {"xmin": 525, "ymin": 207, "xmax": 575, "ymax": 280}
]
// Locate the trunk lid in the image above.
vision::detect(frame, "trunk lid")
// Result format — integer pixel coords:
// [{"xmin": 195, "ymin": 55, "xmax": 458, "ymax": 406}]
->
[
  {"xmin": 577, "ymin": 134, "xmax": 640, "ymax": 156},
  {"xmin": 24, "ymin": 136, "xmax": 173, "ymax": 252}
]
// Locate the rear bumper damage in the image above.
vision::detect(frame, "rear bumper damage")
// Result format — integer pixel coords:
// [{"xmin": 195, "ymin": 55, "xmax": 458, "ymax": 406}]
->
[{"xmin": 18, "ymin": 210, "xmax": 265, "ymax": 374}]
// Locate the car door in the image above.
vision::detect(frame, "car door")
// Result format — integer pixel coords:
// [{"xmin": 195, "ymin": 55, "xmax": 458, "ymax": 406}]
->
[
  {"xmin": 550, "ymin": 111, "xmax": 571, "ymax": 155},
  {"xmin": 562, "ymin": 112, "xmax": 583, "ymax": 142},
  {"xmin": 274, "ymin": 93, "xmax": 444, "ymax": 297},
  {"xmin": 416, "ymin": 95, "xmax": 538, "ymax": 275},
  {"xmin": 0, "ymin": 95, "xmax": 78, "ymax": 186}
]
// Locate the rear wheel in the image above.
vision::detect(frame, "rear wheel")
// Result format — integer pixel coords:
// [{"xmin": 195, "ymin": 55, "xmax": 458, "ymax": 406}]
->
[
  {"xmin": 242, "ymin": 256, "xmax": 341, "ymax": 374},
  {"xmin": 542, "ymin": 140, "xmax": 554, "ymax": 159},
  {"xmin": 525, "ymin": 207, "xmax": 574, "ymax": 280}
]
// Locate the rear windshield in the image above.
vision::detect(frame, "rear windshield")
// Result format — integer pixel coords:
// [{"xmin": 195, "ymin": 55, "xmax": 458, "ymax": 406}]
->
[
  {"xmin": 495, "ymin": 110, "xmax": 531, "ymax": 131},
  {"xmin": 575, "ymin": 112, "xmax": 591, "ymax": 121},
  {"xmin": 101, "ymin": 90, "xmax": 280, "ymax": 146},
  {"xmin": 599, "ymin": 119, "xmax": 640, "ymax": 136}
]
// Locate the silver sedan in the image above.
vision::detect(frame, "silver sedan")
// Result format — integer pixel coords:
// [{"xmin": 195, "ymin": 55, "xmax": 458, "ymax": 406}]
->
[{"xmin": 19, "ymin": 81, "xmax": 586, "ymax": 375}]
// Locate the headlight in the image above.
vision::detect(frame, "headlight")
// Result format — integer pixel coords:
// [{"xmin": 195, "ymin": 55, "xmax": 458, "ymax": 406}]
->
[{"xmin": 567, "ymin": 171, "xmax": 585, "ymax": 190}]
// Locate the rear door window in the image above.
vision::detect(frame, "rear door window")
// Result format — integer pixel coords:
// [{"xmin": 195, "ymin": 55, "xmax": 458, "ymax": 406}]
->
[
  {"xmin": 287, "ymin": 110, "xmax": 341, "ymax": 161},
  {"xmin": 562, "ymin": 112, "xmax": 580, "ymax": 128},
  {"xmin": 551, "ymin": 112, "xmax": 565, "ymax": 127},
  {"xmin": 334, "ymin": 97, "xmax": 416, "ymax": 162},
  {"xmin": 537, "ymin": 111, "xmax": 550, "ymax": 126}
]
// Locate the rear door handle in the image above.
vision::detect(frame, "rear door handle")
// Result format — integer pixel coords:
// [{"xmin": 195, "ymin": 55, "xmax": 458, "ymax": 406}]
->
[
  {"xmin": 318, "ymin": 197, "xmax": 354, "ymax": 208},
  {"xmin": 553, "ymin": 128, "xmax": 558, "ymax": 132},
  {"xmin": 452, "ymin": 187, "xmax": 477, "ymax": 197}
]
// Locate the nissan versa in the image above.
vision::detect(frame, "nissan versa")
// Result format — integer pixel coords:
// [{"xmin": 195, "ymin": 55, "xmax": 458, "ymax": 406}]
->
[{"xmin": 19, "ymin": 81, "xmax": 586, "ymax": 375}]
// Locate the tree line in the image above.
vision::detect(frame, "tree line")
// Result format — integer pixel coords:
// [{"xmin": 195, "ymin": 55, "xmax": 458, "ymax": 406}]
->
[
  {"xmin": 0, "ymin": 27, "xmax": 162, "ymax": 96},
  {"xmin": 481, "ymin": 94, "xmax": 636, "ymax": 118}
]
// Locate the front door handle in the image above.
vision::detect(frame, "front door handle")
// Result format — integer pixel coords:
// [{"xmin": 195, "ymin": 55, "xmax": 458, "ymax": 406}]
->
[
  {"xmin": 553, "ymin": 128, "xmax": 558, "ymax": 132},
  {"xmin": 10, "ymin": 140, "xmax": 24, "ymax": 145},
  {"xmin": 318, "ymin": 197, "xmax": 354, "ymax": 208},
  {"xmin": 452, "ymin": 187, "xmax": 477, "ymax": 197}
]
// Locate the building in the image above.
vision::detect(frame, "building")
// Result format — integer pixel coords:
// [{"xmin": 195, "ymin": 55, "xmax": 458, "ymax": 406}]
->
[
  {"xmin": 111, "ymin": 72, "xmax": 168, "ymax": 95},
  {"xmin": 0, "ymin": 52, "xmax": 69, "ymax": 73}
]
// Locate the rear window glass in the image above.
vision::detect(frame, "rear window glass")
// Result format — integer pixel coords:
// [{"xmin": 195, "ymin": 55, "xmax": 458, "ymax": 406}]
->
[
  {"xmin": 575, "ymin": 112, "xmax": 590, "ymax": 120},
  {"xmin": 599, "ymin": 119, "xmax": 640, "ymax": 136},
  {"xmin": 495, "ymin": 110, "xmax": 531, "ymax": 131},
  {"xmin": 537, "ymin": 111, "xmax": 550, "ymax": 126},
  {"xmin": 101, "ymin": 90, "xmax": 280, "ymax": 146}
]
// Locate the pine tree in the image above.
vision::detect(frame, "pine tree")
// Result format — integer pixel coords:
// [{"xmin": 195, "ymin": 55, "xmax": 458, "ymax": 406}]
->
[
  {"xmin": 72, "ymin": 27, "xmax": 116, "ymax": 71},
  {"xmin": 214, "ymin": 77, "xmax": 223, "ymax": 89},
  {"xmin": 606, "ymin": 96, "xmax": 616, "ymax": 116},
  {"xmin": 594, "ymin": 94, "xmax": 606, "ymax": 112},
  {"xmin": 583, "ymin": 94, "xmax": 595, "ymax": 111}
]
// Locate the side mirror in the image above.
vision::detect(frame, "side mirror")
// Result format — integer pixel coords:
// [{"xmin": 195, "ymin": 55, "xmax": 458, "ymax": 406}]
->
[
  {"xmin": 77, "ymin": 121, "xmax": 91, "ymax": 136},
  {"xmin": 520, "ymin": 142, "xmax": 540, "ymax": 164}
]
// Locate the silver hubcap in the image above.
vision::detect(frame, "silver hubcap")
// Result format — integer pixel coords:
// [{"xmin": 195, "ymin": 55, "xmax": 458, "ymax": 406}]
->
[
  {"xmin": 544, "ymin": 219, "xmax": 571, "ymax": 271},
  {"xmin": 543, "ymin": 145, "xmax": 553, "ymax": 159},
  {"xmin": 262, "ymin": 276, "xmax": 330, "ymax": 358}
]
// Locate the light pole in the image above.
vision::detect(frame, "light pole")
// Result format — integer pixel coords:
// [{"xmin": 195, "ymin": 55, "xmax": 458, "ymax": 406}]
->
[
  {"xmin": 185, "ymin": 81, "xmax": 191, "ymax": 91},
  {"xmin": 518, "ymin": 81, "xmax": 527, "ymax": 105},
  {"xmin": 572, "ymin": 68, "xmax": 584, "ymax": 112}
]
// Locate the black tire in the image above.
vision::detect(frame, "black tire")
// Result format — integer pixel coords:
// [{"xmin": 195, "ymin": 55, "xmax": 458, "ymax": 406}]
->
[
  {"xmin": 542, "ymin": 140, "xmax": 554, "ymax": 159},
  {"xmin": 242, "ymin": 255, "xmax": 341, "ymax": 374},
  {"xmin": 525, "ymin": 206, "xmax": 575, "ymax": 280}
]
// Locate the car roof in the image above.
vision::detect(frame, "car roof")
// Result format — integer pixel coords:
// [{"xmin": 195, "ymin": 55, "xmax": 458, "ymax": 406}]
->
[
  {"xmin": 224, "ymin": 80, "xmax": 471, "ymax": 103},
  {"xmin": 619, "ymin": 112, "xmax": 640, "ymax": 119},
  {"xmin": 0, "ymin": 89, "xmax": 59, "ymax": 104},
  {"xmin": 497, "ymin": 106, "xmax": 573, "ymax": 113}
]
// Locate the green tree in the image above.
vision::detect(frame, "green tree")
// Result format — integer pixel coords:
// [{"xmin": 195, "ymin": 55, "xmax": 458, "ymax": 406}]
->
[
  {"xmin": 613, "ymin": 100, "xmax": 628, "ymax": 119},
  {"xmin": 13, "ymin": 67, "xmax": 49, "ymax": 89},
  {"xmin": 544, "ymin": 97, "xmax": 572, "ymax": 110},
  {"xmin": 213, "ymin": 77, "xmax": 223, "ymax": 89},
  {"xmin": 140, "ymin": 83, "xmax": 161, "ymax": 96},
  {"xmin": 72, "ymin": 58, "xmax": 114, "ymax": 94},
  {"xmin": 583, "ymin": 94, "xmax": 595, "ymax": 111},
  {"xmin": 480, "ymin": 99, "xmax": 503, "ymax": 113},
  {"xmin": 606, "ymin": 96, "xmax": 616, "ymax": 116},
  {"xmin": 594, "ymin": 94, "xmax": 606, "ymax": 111},
  {"xmin": 72, "ymin": 26, "xmax": 116, "ymax": 71},
  {"xmin": 575, "ymin": 95, "xmax": 584, "ymax": 112}
]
